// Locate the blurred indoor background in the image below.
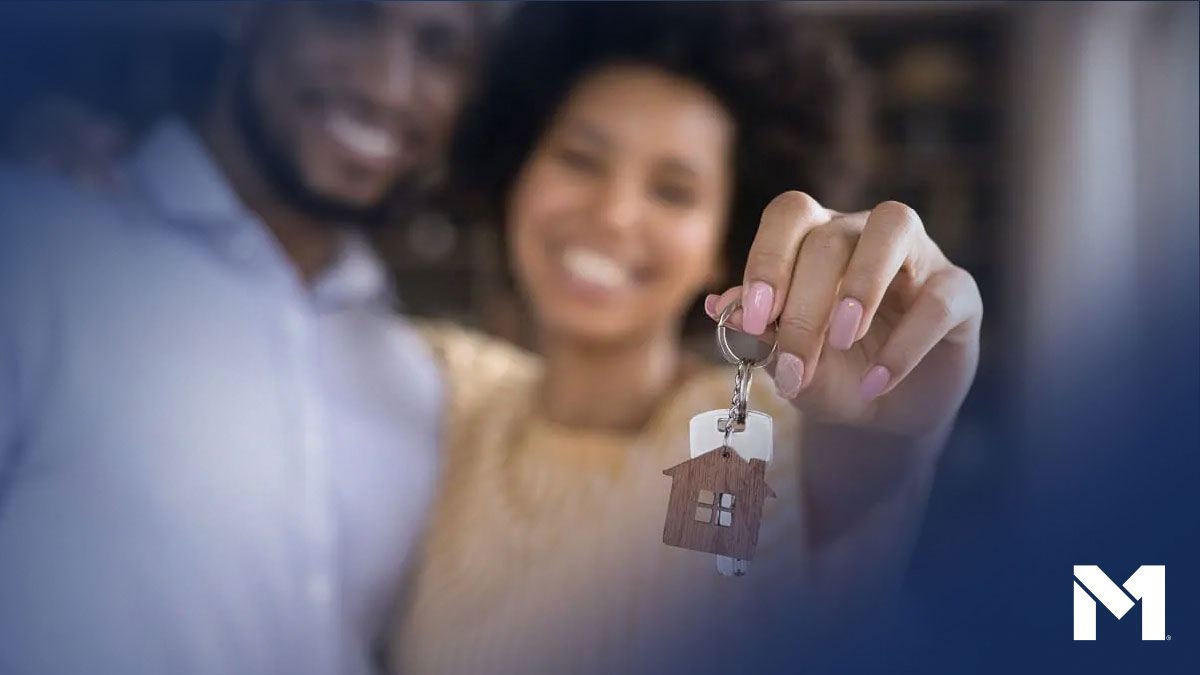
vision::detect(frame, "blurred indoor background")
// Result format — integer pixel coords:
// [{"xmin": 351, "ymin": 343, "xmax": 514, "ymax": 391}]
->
[{"xmin": 1, "ymin": 0, "xmax": 1196, "ymax": 597}]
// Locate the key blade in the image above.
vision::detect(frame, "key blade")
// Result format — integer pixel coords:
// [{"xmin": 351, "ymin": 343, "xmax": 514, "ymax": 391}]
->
[{"xmin": 716, "ymin": 556, "xmax": 748, "ymax": 576}]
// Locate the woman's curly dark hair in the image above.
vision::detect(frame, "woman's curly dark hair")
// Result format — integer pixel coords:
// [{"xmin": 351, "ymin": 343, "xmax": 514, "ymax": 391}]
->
[{"xmin": 448, "ymin": 1, "xmax": 863, "ymax": 291}]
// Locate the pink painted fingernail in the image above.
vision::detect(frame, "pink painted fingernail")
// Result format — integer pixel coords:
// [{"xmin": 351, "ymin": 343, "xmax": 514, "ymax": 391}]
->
[
  {"xmin": 828, "ymin": 297, "xmax": 863, "ymax": 350},
  {"xmin": 774, "ymin": 352, "xmax": 805, "ymax": 399},
  {"xmin": 704, "ymin": 294, "xmax": 719, "ymax": 319},
  {"xmin": 742, "ymin": 281, "xmax": 773, "ymax": 335},
  {"xmin": 859, "ymin": 365, "xmax": 891, "ymax": 401}
]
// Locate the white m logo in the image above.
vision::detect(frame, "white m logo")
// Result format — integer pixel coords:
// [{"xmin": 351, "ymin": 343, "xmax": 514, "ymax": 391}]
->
[{"xmin": 1073, "ymin": 565, "xmax": 1165, "ymax": 640}]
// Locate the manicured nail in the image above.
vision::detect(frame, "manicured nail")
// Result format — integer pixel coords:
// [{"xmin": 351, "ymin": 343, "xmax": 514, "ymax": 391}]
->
[
  {"xmin": 859, "ymin": 365, "xmax": 891, "ymax": 401},
  {"xmin": 704, "ymin": 294, "xmax": 719, "ymax": 319},
  {"xmin": 742, "ymin": 281, "xmax": 774, "ymax": 335},
  {"xmin": 774, "ymin": 352, "xmax": 805, "ymax": 399},
  {"xmin": 828, "ymin": 297, "xmax": 863, "ymax": 350}
]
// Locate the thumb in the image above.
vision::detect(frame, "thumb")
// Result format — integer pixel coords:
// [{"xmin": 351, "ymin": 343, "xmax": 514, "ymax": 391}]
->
[
  {"xmin": 704, "ymin": 288, "xmax": 798, "ymax": 399},
  {"xmin": 703, "ymin": 287, "xmax": 778, "ymax": 345}
]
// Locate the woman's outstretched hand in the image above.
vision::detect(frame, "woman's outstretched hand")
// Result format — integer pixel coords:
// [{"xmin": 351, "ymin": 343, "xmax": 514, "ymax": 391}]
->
[{"xmin": 707, "ymin": 191, "xmax": 982, "ymax": 441}]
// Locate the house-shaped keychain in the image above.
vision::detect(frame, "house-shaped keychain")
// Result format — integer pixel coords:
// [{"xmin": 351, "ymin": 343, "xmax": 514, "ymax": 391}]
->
[{"xmin": 661, "ymin": 446, "xmax": 775, "ymax": 560}]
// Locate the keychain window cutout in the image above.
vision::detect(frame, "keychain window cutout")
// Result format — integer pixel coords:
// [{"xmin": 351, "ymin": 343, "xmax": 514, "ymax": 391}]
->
[
  {"xmin": 715, "ymin": 493, "xmax": 735, "ymax": 527},
  {"xmin": 696, "ymin": 489, "xmax": 735, "ymax": 525}
]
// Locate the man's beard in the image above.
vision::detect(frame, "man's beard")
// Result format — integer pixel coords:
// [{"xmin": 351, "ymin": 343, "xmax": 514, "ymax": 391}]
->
[{"xmin": 232, "ymin": 68, "xmax": 420, "ymax": 228}]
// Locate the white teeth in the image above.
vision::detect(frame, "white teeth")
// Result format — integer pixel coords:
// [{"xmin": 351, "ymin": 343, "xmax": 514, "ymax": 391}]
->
[
  {"xmin": 326, "ymin": 111, "xmax": 398, "ymax": 160},
  {"xmin": 561, "ymin": 247, "xmax": 631, "ymax": 289}
]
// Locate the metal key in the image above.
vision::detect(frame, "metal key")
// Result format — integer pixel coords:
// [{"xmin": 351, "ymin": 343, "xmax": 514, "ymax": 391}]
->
[{"xmin": 688, "ymin": 409, "xmax": 774, "ymax": 575}]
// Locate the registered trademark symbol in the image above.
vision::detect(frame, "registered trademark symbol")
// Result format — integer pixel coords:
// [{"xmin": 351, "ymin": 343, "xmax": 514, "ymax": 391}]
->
[{"xmin": 1166, "ymin": 635, "xmax": 1172, "ymax": 641}]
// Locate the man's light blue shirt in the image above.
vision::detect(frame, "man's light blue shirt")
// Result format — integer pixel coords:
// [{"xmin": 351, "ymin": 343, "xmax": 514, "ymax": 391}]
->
[{"xmin": 0, "ymin": 119, "xmax": 443, "ymax": 674}]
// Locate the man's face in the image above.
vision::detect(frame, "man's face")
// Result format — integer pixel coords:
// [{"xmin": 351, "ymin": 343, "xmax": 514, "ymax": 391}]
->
[{"xmin": 240, "ymin": 2, "xmax": 476, "ymax": 221}]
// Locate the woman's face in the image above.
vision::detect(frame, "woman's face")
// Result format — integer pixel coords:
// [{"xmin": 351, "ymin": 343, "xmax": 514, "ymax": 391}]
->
[{"xmin": 507, "ymin": 64, "xmax": 734, "ymax": 346}]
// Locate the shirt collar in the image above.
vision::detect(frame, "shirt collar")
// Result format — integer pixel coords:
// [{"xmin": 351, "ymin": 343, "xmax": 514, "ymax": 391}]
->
[
  {"xmin": 128, "ymin": 117, "xmax": 393, "ymax": 310},
  {"xmin": 127, "ymin": 117, "xmax": 253, "ymax": 228}
]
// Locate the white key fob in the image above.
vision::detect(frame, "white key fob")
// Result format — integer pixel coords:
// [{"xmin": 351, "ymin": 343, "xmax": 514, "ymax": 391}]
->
[{"xmin": 688, "ymin": 409, "xmax": 773, "ymax": 463}]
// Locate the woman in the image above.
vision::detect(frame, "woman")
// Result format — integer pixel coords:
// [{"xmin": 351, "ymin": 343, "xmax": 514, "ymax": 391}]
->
[{"xmin": 394, "ymin": 3, "xmax": 981, "ymax": 673}]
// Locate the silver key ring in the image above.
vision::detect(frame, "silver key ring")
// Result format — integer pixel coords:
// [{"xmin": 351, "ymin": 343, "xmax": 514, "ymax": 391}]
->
[{"xmin": 716, "ymin": 298, "xmax": 778, "ymax": 367}]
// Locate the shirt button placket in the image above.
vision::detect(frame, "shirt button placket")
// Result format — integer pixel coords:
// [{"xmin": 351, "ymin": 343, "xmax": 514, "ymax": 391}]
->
[{"xmin": 282, "ymin": 300, "xmax": 338, "ymax": 674}]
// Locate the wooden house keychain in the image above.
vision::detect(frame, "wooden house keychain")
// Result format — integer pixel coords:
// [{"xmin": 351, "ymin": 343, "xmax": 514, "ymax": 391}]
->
[{"xmin": 663, "ymin": 299, "xmax": 776, "ymax": 576}]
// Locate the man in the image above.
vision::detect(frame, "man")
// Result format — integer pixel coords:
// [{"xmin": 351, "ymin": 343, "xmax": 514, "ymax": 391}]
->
[{"xmin": 0, "ymin": 4, "xmax": 481, "ymax": 673}]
